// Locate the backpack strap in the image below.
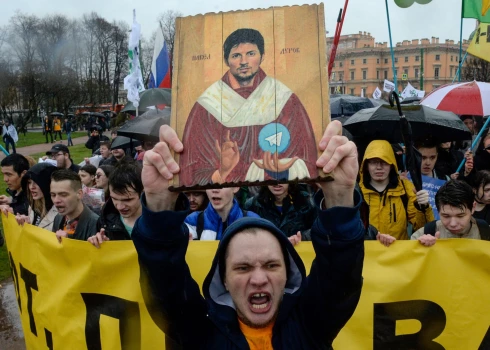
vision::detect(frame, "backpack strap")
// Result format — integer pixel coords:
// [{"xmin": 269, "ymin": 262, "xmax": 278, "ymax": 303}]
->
[
  {"xmin": 475, "ymin": 219, "xmax": 490, "ymax": 241},
  {"xmin": 196, "ymin": 212, "xmax": 205, "ymax": 240},
  {"xmin": 423, "ymin": 220, "xmax": 438, "ymax": 236}
]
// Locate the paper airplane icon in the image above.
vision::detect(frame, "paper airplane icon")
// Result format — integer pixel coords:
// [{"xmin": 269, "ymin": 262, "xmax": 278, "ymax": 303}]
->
[{"xmin": 265, "ymin": 132, "xmax": 283, "ymax": 147}]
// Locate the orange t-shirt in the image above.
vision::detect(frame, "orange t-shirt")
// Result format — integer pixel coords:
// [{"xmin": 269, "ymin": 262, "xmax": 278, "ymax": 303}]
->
[{"xmin": 238, "ymin": 319, "xmax": 274, "ymax": 350}]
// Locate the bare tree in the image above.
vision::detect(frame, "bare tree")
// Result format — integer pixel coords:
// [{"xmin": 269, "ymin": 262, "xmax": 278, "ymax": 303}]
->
[
  {"xmin": 157, "ymin": 10, "xmax": 182, "ymax": 62},
  {"xmin": 462, "ymin": 56, "xmax": 490, "ymax": 82}
]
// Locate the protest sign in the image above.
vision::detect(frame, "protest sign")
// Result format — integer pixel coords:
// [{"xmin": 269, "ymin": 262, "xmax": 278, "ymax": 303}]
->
[
  {"xmin": 4, "ymin": 214, "xmax": 490, "ymax": 349},
  {"xmin": 373, "ymin": 87, "xmax": 382, "ymax": 100},
  {"xmin": 383, "ymin": 79, "xmax": 395, "ymax": 92},
  {"xmin": 407, "ymin": 173, "xmax": 446, "ymax": 220},
  {"xmin": 170, "ymin": 5, "xmax": 330, "ymax": 189},
  {"xmin": 401, "ymin": 82, "xmax": 425, "ymax": 100}
]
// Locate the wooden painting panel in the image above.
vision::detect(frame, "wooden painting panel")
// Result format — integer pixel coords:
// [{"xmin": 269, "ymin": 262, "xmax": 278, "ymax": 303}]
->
[{"xmin": 171, "ymin": 4, "xmax": 331, "ymax": 189}]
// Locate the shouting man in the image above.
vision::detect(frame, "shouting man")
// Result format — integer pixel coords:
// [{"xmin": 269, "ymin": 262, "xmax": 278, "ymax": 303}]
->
[{"xmin": 132, "ymin": 121, "xmax": 364, "ymax": 349}]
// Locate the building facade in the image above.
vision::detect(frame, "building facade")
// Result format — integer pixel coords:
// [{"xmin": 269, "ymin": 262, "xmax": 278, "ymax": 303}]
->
[{"xmin": 327, "ymin": 32, "xmax": 470, "ymax": 97}]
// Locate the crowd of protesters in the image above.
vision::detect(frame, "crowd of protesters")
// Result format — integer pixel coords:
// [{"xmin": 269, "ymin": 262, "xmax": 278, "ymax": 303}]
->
[
  {"xmin": 0, "ymin": 114, "xmax": 488, "ymax": 250},
  {"xmin": 0, "ymin": 115, "xmax": 488, "ymax": 349}
]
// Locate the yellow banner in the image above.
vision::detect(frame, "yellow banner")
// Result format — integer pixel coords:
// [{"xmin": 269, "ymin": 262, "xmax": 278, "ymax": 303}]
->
[
  {"xmin": 468, "ymin": 22, "xmax": 490, "ymax": 63},
  {"xmin": 3, "ymin": 214, "xmax": 490, "ymax": 349}
]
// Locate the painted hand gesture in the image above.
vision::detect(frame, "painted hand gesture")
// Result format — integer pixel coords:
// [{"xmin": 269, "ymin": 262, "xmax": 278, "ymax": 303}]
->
[
  {"xmin": 212, "ymin": 130, "xmax": 240, "ymax": 183},
  {"xmin": 253, "ymin": 151, "xmax": 299, "ymax": 173}
]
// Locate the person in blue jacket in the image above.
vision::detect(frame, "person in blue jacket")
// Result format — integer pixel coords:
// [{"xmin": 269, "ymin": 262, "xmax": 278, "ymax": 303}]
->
[{"xmin": 132, "ymin": 121, "xmax": 364, "ymax": 349}]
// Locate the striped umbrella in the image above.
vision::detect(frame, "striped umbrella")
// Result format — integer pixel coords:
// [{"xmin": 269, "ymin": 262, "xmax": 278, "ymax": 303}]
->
[{"xmin": 420, "ymin": 81, "xmax": 490, "ymax": 116}]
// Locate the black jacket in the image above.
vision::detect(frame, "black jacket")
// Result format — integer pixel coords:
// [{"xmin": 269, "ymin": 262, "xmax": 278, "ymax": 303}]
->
[
  {"xmin": 96, "ymin": 198, "xmax": 131, "ymax": 241},
  {"xmin": 85, "ymin": 135, "xmax": 110, "ymax": 155},
  {"xmin": 243, "ymin": 188, "xmax": 317, "ymax": 239},
  {"xmin": 7, "ymin": 188, "xmax": 29, "ymax": 216},
  {"xmin": 132, "ymin": 190, "xmax": 365, "ymax": 349},
  {"xmin": 52, "ymin": 204, "xmax": 99, "ymax": 241}
]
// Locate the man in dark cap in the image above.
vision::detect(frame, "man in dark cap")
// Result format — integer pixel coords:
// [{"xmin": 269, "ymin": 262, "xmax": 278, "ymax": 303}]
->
[
  {"xmin": 132, "ymin": 121, "xmax": 364, "ymax": 349},
  {"xmin": 46, "ymin": 144, "xmax": 80, "ymax": 174}
]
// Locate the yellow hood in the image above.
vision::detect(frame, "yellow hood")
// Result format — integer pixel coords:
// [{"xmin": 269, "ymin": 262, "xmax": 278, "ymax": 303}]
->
[{"xmin": 360, "ymin": 140, "xmax": 399, "ymax": 183}]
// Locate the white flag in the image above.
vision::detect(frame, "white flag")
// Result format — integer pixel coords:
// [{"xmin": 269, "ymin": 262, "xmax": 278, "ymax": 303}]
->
[
  {"xmin": 373, "ymin": 87, "xmax": 382, "ymax": 100},
  {"xmin": 124, "ymin": 10, "xmax": 145, "ymax": 108},
  {"xmin": 383, "ymin": 79, "xmax": 395, "ymax": 93},
  {"xmin": 361, "ymin": 89, "xmax": 364, "ymax": 97},
  {"xmin": 401, "ymin": 83, "xmax": 425, "ymax": 100}
]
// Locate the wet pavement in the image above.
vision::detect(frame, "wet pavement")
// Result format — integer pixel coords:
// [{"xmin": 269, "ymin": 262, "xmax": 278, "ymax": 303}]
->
[{"xmin": 0, "ymin": 279, "xmax": 25, "ymax": 350}]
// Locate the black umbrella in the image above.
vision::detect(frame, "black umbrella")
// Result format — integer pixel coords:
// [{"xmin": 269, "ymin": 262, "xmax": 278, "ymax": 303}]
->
[
  {"xmin": 110, "ymin": 136, "xmax": 133, "ymax": 150},
  {"xmin": 330, "ymin": 95, "xmax": 375, "ymax": 118},
  {"xmin": 343, "ymin": 104, "xmax": 472, "ymax": 144},
  {"xmin": 400, "ymin": 96, "xmax": 421, "ymax": 105},
  {"xmin": 139, "ymin": 88, "xmax": 171, "ymax": 108},
  {"xmin": 117, "ymin": 108, "xmax": 171, "ymax": 142},
  {"xmin": 50, "ymin": 112, "xmax": 64, "ymax": 117},
  {"xmin": 120, "ymin": 102, "xmax": 146, "ymax": 114},
  {"xmin": 369, "ymin": 98, "xmax": 390, "ymax": 107}
]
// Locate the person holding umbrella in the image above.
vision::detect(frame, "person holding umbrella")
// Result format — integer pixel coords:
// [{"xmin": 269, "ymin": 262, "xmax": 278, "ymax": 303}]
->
[
  {"xmin": 360, "ymin": 140, "xmax": 434, "ymax": 245},
  {"xmin": 85, "ymin": 126, "xmax": 110, "ymax": 155}
]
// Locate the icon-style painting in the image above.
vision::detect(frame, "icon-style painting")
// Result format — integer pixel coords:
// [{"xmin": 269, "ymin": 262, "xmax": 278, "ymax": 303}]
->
[{"xmin": 171, "ymin": 4, "xmax": 331, "ymax": 188}]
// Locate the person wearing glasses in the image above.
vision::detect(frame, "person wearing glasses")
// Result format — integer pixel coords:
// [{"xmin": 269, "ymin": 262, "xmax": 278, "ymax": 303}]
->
[
  {"xmin": 45, "ymin": 144, "xmax": 80, "ymax": 174},
  {"xmin": 360, "ymin": 140, "xmax": 434, "ymax": 245},
  {"xmin": 95, "ymin": 165, "xmax": 114, "ymax": 202}
]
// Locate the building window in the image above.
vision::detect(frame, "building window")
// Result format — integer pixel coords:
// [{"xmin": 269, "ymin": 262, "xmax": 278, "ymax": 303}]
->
[
  {"xmin": 451, "ymin": 55, "xmax": 453, "ymax": 62},
  {"xmin": 377, "ymin": 70, "xmax": 380, "ymax": 80},
  {"xmin": 384, "ymin": 58, "xmax": 388, "ymax": 64},
  {"xmin": 404, "ymin": 68, "xmax": 409, "ymax": 75},
  {"xmin": 415, "ymin": 56, "xmax": 420, "ymax": 62},
  {"xmin": 340, "ymin": 61, "xmax": 343, "ymax": 67},
  {"xmin": 339, "ymin": 72, "xmax": 344, "ymax": 80},
  {"xmin": 415, "ymin": 68, "xmax": 419, "ymax": 78},
  {"xmin": 434, "ymin": 67, "xmax": 440, "ymax": 78},
  {"xmin": 350, "ymin": 71, "xmax": 355, "ymax": 80},
  {"xmin": 384, "ymin": 70, "xmax": 388, "ymax": 79},
  {"xmin": 435, "ymin": 54, "xmax": 440, "ymax": 61},
  {"xmin": 363, "ymin": 58, "xmax": 367, "ymax": 64},
  {"xmin": 405, "ymin": 56, "xmax": 408, "ymax": 63},
  {"xmin": 350, "ymin": 88, "xmax": 355, "ymax": 95},
  {"xmin": 377, "ymin": 58, "xmax": 380, "ymax": 64},
  {"xmin": 351, "ymin": 59, "xmax": 355, "ymax": 65},
  {"xmin": 395, "ymin": 57, "xmax": 398, "ymax": 63},
  {"xmin": 450, "ymin": 67, "xmax": 453, "ymax": 77},
  {"xmin": 363, "ymin": 70, "xmax": 367, "ymax": 80},
  {"xmin": 333, "ymin": 62, "xmax": 336, "ymax": 68}
]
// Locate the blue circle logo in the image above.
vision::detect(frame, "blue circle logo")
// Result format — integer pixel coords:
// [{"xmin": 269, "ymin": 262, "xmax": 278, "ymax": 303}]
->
[{"xmin": 258, "ymin": 123, "xmax": 291, "ymax": 154}]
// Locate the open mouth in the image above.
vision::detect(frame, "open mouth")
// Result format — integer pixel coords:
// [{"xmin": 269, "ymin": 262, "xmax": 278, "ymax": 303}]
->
[{"xmin": 248, "ymin": 292, "xmax": 271, "ymax": 313}]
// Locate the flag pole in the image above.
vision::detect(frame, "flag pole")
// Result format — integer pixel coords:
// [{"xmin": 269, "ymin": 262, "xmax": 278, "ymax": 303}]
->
[
  {"xmin": 459, "ymin": 1, "xmax": 464, "ymax": 82},
  {"xmin": 385, "ymin": 0, "xmax": 398, "ymax": 92},
  {"xmin": 453, "ymin": 51, "xmax": 468, "ymax": 83}
]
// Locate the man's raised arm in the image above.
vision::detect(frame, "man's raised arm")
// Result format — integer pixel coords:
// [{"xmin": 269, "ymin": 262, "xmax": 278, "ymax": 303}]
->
[
  {"xmin": 132, "ymin": 125, "xmax": 207, "ymax": 345},
  {"xmin": 299, "ymin": 121, "xmax": 365, "ymax": 346}
]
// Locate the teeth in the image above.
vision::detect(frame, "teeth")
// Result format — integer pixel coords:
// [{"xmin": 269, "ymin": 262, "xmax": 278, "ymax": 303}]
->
[
  {"xmin": 252, "ymin": 293, "xmax": 267, "ymax": 298},
  {"xmin": 252, "ymin": 303, "xmax": 268, "ymax": 309}
]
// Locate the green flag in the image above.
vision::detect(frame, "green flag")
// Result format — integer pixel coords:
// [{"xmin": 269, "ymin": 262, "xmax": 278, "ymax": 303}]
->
[{"xmin": 463, "ymin": 0, "xmax": 490, "ymax": 22}]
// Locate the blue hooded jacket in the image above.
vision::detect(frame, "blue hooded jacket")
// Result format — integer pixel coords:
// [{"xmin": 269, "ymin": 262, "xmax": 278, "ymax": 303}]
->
[
  {"xmin": 132, "ymin": 190, "xmax": 364, "ymax": 349},
  {"xmin": 185, "ymin": 198, "xmax": 260, "ymax": 240}
]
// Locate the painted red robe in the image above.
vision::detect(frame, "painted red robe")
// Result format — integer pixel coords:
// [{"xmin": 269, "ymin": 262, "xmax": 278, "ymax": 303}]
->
[{"xmin": 179, "ymin": 68, "xmax": 318, "ymax": 187}]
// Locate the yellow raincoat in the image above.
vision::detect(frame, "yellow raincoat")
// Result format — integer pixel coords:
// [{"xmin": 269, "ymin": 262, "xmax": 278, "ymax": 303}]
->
[{"xmin": 360, "ymin": 140, "xmax": 434, "ymax": 240}]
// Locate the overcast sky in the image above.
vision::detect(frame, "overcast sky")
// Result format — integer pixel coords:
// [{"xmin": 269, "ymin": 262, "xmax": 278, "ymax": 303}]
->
[{"xmin": 2, "ymin": 0, "xmax": 476, "ymax": 44}]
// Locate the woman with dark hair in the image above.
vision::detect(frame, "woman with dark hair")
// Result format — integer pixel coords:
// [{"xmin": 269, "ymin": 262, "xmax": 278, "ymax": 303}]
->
[
  {"xmin": 95, "ymin": 165, "xmax": 115, "ymax": 201},
  {"xmin": 473, "ymin": 170, "xmax": 490, "ymax": 224},
  {"xmin": 243, "ymin": 183, "xmax": 317, "ymax": 239},
  {"xmin": 15, "ymin": 163, "xmax": 59, "ymax": 231}
]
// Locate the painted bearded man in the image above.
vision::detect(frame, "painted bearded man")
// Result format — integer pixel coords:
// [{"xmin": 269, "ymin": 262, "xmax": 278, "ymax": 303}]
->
[{"xmin": 179, "ymin": 28, "xmax": 318, "ymax": 186}]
